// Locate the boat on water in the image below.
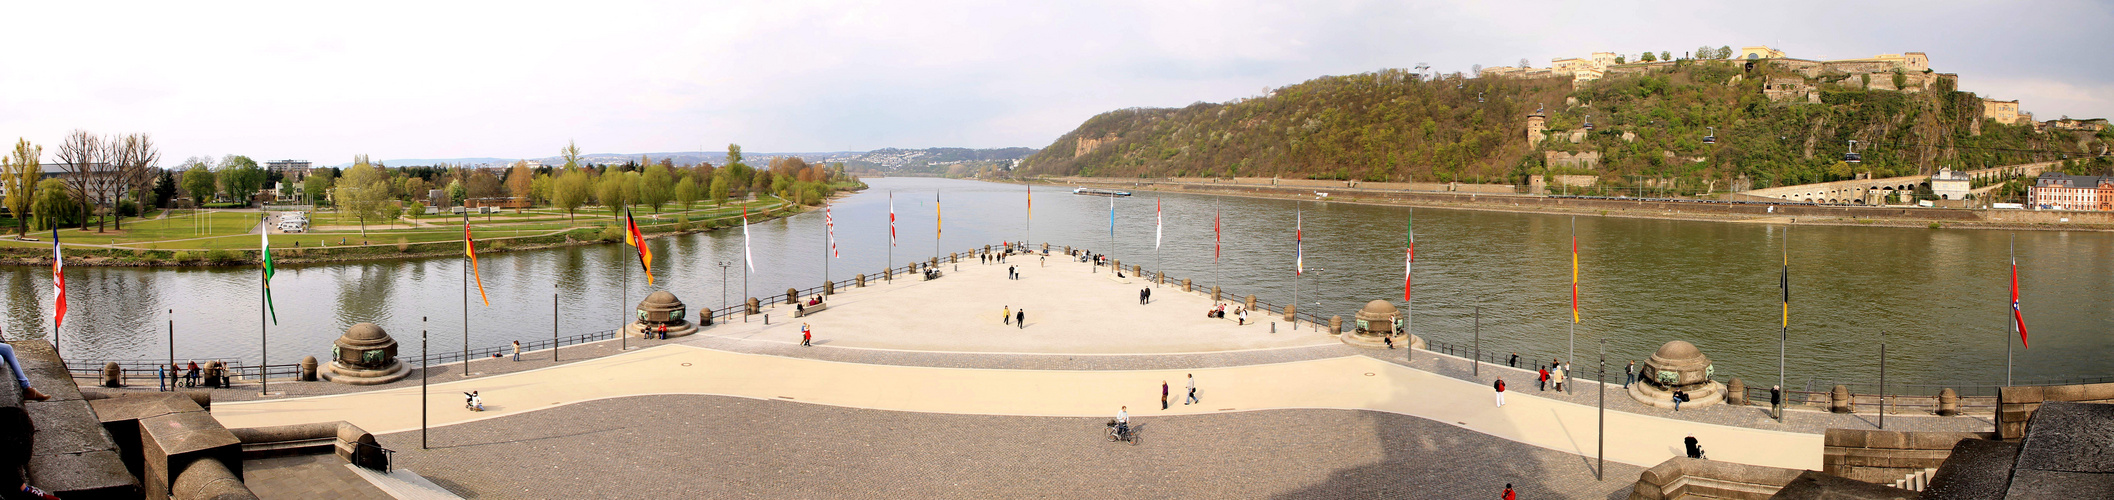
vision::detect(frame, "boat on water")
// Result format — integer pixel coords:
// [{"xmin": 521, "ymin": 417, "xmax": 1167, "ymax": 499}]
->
[{"xmin": 1073, "ymin": 188, "xmax": 1132, "ymax": 197}]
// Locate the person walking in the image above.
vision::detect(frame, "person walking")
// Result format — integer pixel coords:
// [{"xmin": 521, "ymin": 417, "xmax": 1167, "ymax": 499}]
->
[
  {"xmin": 1555, "ymin": 362, "xmax": 1568, "ymax": 393},
  {"xmin": 1537, "ymin": 366, "xmax": 1548, "ymax": 391},
  {"xmin": 1684, "ymin": 434, "xmax": 1704, "ymax": 459},
  {"xmin": 1185, "ymin": 374, "xmax": 1199, "ymax": 405},
  {"xmin": 1503, "ymin": 483, "xmax": 1516, "ymax": 500},
  {"xmin": 1002, "ymin": 306, "xmax": 1011, "ymax": 325},
  {"xmin": 1493, "ymin": 378, "xmax": 1506, "ymax": 408},
  {"xmin": 1015, "ymin": 309, "xmax": 1025, "ymax": 329},
  {"xmin": 157, "ymin": 364, "xmax": 167, "ymax": 392},
  {"xmin": 801, "ymin": 323, "xmax": 812, "ymax": 347},
  {"xmin": 1508, "ymin": 353, "xmax": 1519, "ymax": 367},
  {"xmin": 511, "ymin": 340, "xmax": 522, "ymax": 362},
  {"xmin": 1237, "ymin": 308, "xmax": 1247, "ymax": 326},
  {"xmin": 1144, "ymin": 287, "xmax": 1151, "ymax": 304},
  {"xmin": 1384, "ymin": 335, "xmax": 1395, "ymax": 349},
  {"xmin": 1161, "ymin": 381, "xmax": 1170, "ymax": 410},
  {"xmin": 1624, "ymin": 361, "xmax": 1636, "ymax": 388},
  {"xmin": 1770, "ymin": 385, "xmax": 1784, "ymax": 420}
]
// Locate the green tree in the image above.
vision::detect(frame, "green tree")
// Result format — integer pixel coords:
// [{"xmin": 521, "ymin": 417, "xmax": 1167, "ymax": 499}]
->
[
  {"xmin": 2, "ymin": 138, "xmax": 41, "ymax": 236},
  {"xmin": 217, "ymin": 155, "xmax": 265, "ymax": 205},
  {"xmin": 1640, "ymin": 52, "xmax": 1656, "ymax": 62},
  {"xmin": 594, "ymin": 173, "xmax": 627, "ymax": 218},
  {"xmin": 529, "ymin": 173, "xmax": 554, "ymax": 205},
  {"xmin": 639, "ymin": 163, "xmax": 673, "ymax": 212},
  {"xmin": 674, "ymin": 176, "xmax": 701, "ymax": 210},
  {"xmin": 182, "ymin": 164, "xmax": 215, "ymax": 204},
  {"xmin": 561, "ymin": 140, "xmax": 583, "ymax": 170},
  {"xmin": 30, "ymin": 178, "xmax": 74, "ymax": 230},
  {"xmin": 505, "ymin": 161, "xmax": 533, "ymax": 200},
  {"xmin": 334, "ymin": 163, "xmax": 392, "ymax": 236},
  {"xmin": 148, "ymin": 168, "xmax": 176, "ymax": 209},
  {"xmin": 406, "ymin": 200, "xmax": 426, "ymax": 220},
  {"xmin": 1660, "ymin": 51, "xmax": 1671, "ymax": 62},
  {"xmin": 303, "ymin": 169, "xmax": 334, "ymax": 205},
  {"xmin": 553, "ymin": 169, "xmax": 591, "ymax": 220},
  {"xmin": 1716, "ymin": 46, "xmax": 1733, "ymax": 59},
  {"xmin": 446, "ymin": 179, "xmax": 466, "ymax": 206},
  {"xmin": 708, "ymin": 176, "xmax": 729, "ymax": 206}
]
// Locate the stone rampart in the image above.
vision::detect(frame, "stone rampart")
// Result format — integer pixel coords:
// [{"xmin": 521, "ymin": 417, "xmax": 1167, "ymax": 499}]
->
[
  {"xmin": 1822, "ymin": 429, "xmax": 1994, "ymax": 485},
  {"xmin": 1629, "ymin": 457, "xmax": 1806, "ymax": 500},
  {"xmin": 1996, "ymin": 381, "xmax": 2114, "ymax": 439}
]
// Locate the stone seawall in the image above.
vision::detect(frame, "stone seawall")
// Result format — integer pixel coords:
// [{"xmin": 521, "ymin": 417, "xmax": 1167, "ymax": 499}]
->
[{"xmin": 1034, "ymin": 177, "xmax": 2114, "ymax": 231}]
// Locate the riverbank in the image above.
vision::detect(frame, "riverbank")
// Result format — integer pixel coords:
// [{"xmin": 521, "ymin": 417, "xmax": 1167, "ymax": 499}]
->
[
  {"xmin": 1031, "ymin": 176, "xmax": 2114, "ymax": 232},
  {"xmin": 0, "ymin": 200, "xmax": 811, "ymax": 268}
]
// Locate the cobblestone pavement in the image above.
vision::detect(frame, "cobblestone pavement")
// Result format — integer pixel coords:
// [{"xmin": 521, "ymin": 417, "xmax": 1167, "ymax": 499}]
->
[
  {"xmin": 382, "ymin": 394, "xmax": 1641, "ymax": 499},
  {"xmin": 244, "ymin": 453, "xmax": 394, "ymax": 500}
]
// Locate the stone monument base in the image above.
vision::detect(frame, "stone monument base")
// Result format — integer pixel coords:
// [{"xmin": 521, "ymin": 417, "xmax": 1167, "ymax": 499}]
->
[
  {"xmin": 1628, "ymin": 381, "xmax": 1726, "ymax": 410},
  {"xmin": 322, "ymin": 362, "xmax": 409, "ymax": 385},
  {"xmin": 625, "ymin": 322, "xmax": 699, "ymax": 339},
  {"xmin": 1341, "ymin": 331, "xmax": 1424, "ymax": 350}
]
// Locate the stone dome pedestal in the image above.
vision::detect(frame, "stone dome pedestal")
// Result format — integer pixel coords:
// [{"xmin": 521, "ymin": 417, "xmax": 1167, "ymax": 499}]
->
[
  {"xmin": 1340, "ymin": 300, "xmax": 1424, "ymax": 350},
  {"xmin": 1627, "ymin": 340, "xmax": 1726, "ymax": 410},
  {"xmin": 323, "ymin": 323, "xmax": 409, "ymax": 385},
  {"xmin": 625, "ymin": 290, "xmax": 699, "ymax": 339}
]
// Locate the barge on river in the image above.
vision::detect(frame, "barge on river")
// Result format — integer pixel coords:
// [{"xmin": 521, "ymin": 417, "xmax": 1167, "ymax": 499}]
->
[{"xmin": 1073, "ymin": 188, "xmax": 1132, "ymax": 197}]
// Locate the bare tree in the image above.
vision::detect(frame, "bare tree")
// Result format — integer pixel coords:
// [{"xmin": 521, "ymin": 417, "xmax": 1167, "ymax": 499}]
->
[
  {"xmin": 105, "ymin": 134, "xmax": 159, "ymax": 230},
  {"xmin": 55, "ymin": 130, "xmax": 115, "ymax": 231}
]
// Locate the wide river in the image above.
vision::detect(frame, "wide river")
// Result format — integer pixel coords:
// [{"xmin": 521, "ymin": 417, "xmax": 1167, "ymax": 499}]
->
[{"xmin": 4, "ymin": 177, "xmax": 2107, "ymax": 392}]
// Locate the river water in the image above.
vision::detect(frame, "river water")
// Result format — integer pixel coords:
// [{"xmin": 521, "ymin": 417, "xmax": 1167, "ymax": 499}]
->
[{"xmin": 4, "ymin": 177, "xmax": 2107, "ymax": 389}]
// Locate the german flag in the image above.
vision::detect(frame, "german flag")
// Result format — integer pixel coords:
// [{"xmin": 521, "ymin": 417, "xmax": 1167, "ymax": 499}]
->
[{"xmin": 625, "ymin": 208, "xmax": 655, "ymax": 284}]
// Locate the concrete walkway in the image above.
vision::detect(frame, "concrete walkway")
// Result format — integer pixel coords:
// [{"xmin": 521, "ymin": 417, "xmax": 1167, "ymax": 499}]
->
[{"xmin": 213, "ymin": 344, "xmax": 1821, "ymax": 470}]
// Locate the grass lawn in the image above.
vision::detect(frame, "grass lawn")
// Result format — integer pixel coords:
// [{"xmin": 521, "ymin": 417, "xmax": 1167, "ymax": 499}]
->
[{"xmin": 3, "ymin": 200, "xmax": 795, "ymax": 250}]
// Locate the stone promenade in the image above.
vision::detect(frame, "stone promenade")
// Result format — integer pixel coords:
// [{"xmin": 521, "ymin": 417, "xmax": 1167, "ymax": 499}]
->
[{"xmin": 193, "ymin": 249, "xmax": 1990, "ymax": 498}]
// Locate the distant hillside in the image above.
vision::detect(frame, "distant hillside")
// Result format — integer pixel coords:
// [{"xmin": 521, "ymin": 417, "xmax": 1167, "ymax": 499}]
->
[
  {"xmin": 1020, "ymin": 60, "xmax": 2113, "ymax": 192},
  {"xmin": 842, "ymin": 147, "xmax": 1038, "ymax": 175}
]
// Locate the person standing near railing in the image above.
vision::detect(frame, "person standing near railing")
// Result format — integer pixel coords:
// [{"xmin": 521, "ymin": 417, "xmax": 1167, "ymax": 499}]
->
[{"xmin": 511, "ymin": 341, "xmax": 521, "ymax": 362}]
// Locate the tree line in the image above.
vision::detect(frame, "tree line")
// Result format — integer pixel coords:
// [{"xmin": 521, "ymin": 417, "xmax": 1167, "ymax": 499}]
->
[{"xmin": 1, "ymin": 137, "xmax": 860, "ymax": 237}]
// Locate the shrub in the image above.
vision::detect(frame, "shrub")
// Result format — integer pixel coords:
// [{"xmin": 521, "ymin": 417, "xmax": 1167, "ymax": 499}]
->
[
  {"xmin": 397, "ymin": 237, "xmax": 410, "ymax": 252},
  {"xmin": 1928, "ymin": 222, "xmax": 1942, "ymax": 229},
  {"xmin": 599, "ymin": 225, "xmax": 624, "ymax": 242},
  {"xmin": 170, "ymin": 251, "xmax": 196, "ymax": 263},
  {"xmin": 203, "ymin": 249, "xmax": 240, "ymax": 264}
]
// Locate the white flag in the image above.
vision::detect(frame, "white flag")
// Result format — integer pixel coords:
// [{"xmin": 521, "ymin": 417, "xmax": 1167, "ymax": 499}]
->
[
  {"xmin": 1154, "ymin": 198, "xmax": 1163, "ymax": 250},
  {"xmin": 743, "ymin": 209, "xmax": 754, "ymax": 272}
]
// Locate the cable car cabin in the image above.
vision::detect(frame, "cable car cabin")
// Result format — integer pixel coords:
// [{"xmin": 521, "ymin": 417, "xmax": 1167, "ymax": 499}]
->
[
  {"xmin": 1844, "ymin": 152, "xmax": 1863, "ymax": 163},
  {"xmin": 1702, "ymin": 135, "xmax": 1716, "ymax": 144}
]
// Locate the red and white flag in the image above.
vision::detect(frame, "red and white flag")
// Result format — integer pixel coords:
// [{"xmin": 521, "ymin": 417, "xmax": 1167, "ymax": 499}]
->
[
  {"xmin": 888, "ymin": 191, "xmax": 896, "ymax": 247},
  {"xmin": 1154, "ymin": 198, "xmax": 1163, "ymax": 250},
  {"xmin": 2012, "ymin": 254, "xmax": 2029, "ymax": 348},
  {"xmin": 51, "ymin": 228, "xmax": 66, "ymax": 329},
  {"xmin": 826, "ymin": 206, "xmax": 837, "ymax": 258}
]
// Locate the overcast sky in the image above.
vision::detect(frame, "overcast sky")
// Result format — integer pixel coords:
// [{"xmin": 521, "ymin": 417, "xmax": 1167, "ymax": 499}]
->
[{"xmin": 3, "ymin": 1, "xmax": 2108, "ymax": 165}]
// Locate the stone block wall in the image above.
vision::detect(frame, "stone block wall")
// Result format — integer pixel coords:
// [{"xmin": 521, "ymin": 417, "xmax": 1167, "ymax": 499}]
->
[
  {"xmin": 1630, "ymin": 457, "xmax": 1806, "ymax": 500},
  {"xmin": 1997, "ymin": 382, "xmax": 2114, "ymax": 439},
  {"xmin": 1822, "ymin": 429, "xmax": 1993, "ymax": 484}
]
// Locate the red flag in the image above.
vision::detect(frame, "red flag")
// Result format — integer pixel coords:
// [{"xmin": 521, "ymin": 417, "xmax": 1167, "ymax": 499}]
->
[
  {"xmin": 2012, "ymin": 257, "xmax": 2029, "ymax": 348},
  {"xmin": 51, "ymin": 228, "xmax": 65, "ymax": 329},
  {"xmin": 1213, "ymin": 209, "xmax": 1220, "ymax": 262}
]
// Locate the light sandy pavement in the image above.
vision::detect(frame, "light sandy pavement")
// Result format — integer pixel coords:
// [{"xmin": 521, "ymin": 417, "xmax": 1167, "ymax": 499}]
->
[
  {"xmin": 704, "ymin": 253, "xmax": 1336, "ymax": 354},
  {"xmin": 212, "ymin": 344, "xmax": 1821, "ymax": 470}
]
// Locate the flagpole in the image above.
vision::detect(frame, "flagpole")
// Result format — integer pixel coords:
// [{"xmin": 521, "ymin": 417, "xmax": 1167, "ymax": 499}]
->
[
  {"xmin": 1406, "ymin": 208, "xmax": 1413, "ymax": 359},
  {"xmin": 1155, "ymin": 197, "xmax": 1161, "ymax": 287},
  {"xmin": 260, "ymin": 267, "xmax": 269, "ymax": 395},
  {"xmin": 1293, "ymin": 203, "xmax": 1300, "ymax": 331},
  {"xmin": 1569, "ymin": 216, "xmax": 1577, "ymax": 374},
  {"xmin": 463, "ymin": 210, "xmax": 471, "ymax": 375},
  {"xmin": 2007, "ymin": 234, "xmax": 2015, "ymax": 386},
  {"xmin": 421, "ymin": 316, "xmax": 428, "ymax": 450},
  {"xmin": 1779, "ymin": 227, "xmax": 1789, "ymax": 423},
  {"xmin": 888, "ymin": 191, "xmax": 894, "ymax": 283}
]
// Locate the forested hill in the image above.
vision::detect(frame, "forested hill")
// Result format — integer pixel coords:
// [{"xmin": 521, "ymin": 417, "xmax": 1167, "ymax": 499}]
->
[{"xmin": 1019, "ymin": 61, "xmax": 2114, "ymax": 191}]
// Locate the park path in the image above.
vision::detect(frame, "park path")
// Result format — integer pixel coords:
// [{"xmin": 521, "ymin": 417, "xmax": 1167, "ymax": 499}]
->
[{"xmin": 211, "ymin": 344, "xmax": 1822, "ymax": 471}]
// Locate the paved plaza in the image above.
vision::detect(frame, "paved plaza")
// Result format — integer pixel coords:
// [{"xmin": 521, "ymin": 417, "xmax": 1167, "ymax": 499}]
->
[{"xmin": 191, "ymin": 250, "xmax": 1991, "ymax": 497}]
